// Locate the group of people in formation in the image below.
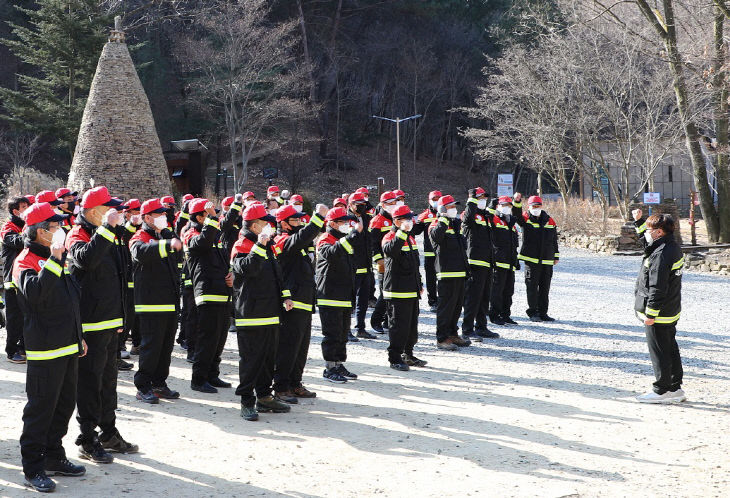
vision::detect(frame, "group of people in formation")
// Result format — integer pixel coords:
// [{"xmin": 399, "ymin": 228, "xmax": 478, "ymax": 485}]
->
[{"xmin": 1, "ymin": 183, "xmax": 561, "ymax": 492}]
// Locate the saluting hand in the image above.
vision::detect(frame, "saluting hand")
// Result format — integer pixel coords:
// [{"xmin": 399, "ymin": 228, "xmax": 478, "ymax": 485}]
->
[
  {"xmin": 204, "ymin": 201, "xmax": 217, "ymax": 217},
  {"xmin": 316, "ymin": 203, "xmax": 328, "ymax": 217},
  {"xmin": 104, "ymin": 208, "xmax": 120, "ymax": 228},
  {"xmin": 50, "ymin": 242, "xmax": 64, "ymax": 260},
  {"xmin": 171, "ymin": 238, "xmax": 183, "ymax": 251},
  {"xmin": 283, "ymin": 299, "xmax": 293, "ymax": 311},
  {"xmin": 258, "ymin": 232, "xmax": 270, "ymax": 245}
]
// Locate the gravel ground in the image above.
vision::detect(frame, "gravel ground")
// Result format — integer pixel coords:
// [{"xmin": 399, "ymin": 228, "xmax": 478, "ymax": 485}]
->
[{"xmin": 0, "ymin": 247, "xmax": 728, "ymax": 497}]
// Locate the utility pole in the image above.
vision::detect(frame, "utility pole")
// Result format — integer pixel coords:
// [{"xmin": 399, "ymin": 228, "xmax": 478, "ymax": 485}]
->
[{"xmin": 372, "ymin": 114, "xmax": 421, "ymax": 190}]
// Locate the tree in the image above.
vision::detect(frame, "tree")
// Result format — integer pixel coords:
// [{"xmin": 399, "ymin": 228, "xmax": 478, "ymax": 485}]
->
[{"xmin": 0, "ymin": 0, "xmax": 112, "ymax": 155}]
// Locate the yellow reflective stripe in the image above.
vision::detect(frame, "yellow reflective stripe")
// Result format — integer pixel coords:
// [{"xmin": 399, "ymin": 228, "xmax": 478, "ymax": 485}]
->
[
  {"xmin": 396, "ymin": 230, "xmax": 408, "ymax": 241},
  {"xmin": 177, "ymin": 262, "xmax": 183, "ymax": 269},
  {"xmin": 195, "ymin": 295, "xmax": 229, "ymax": 305},
  {"xmin": 317, "ymin": 299, "xmax": 351, "ymax": 308},
  {"xmin": 672, "ymin": 257, "xmax": 685, "ymax": 271},
  {"xmin": 513, "ymin": 201, "xmax": 522, "ymax": 208},
  {"xmin": 645, "ymin": 307, "xmax": 660, "ymax": 317},
  {"xmin": 467, "ymin": 197, "xmax": 478, "ymax": 204},
  {"xmin": 236, "ymin": 317, "xmax": 280, "ymax": 326},
  {"xmin": 495, "ymin": 224, "xmax": 510, "ymax": 229},
  {"xmin": 555, "ymin": 253, "xmax": 560, "ymax": 258},
  {"xmin": 423, "ymin": 252, "xmax": 435, "ymax": 257},
  {"xmin": 310, "ymin": 214, "xmax": 324, "ymax": 228},
  {"xmin": 282, "ymin": 289, "xmax": 292, "ymax": 298},
  {"xmin": 125, "ymin": 222, "xmax": 137, "ymax": 233},
  {"xmin": 475, "ymin": 219, "xmax": 487, "ymax": 226},
  {"xmin": 468, "ymin": 259, "xmax": 491, "ymax": 268},
  {"xmin": 290, "ymin": 300, "xmax": 313, "ymax": 312},
  {"xmin": 231, "ymin": 203, "xmax": 243, "ymax": 212},
  {"xmin": 136, "ymin": 304, "xmax": 176, "ymax": 312},
  {"xmin": 42, "ymin": 259, "xmax": 63, "ymax": 277},
  {"xmin": 655, "ymin": 312, "xmax": 681, "ymax": 324},
  {"xmin": 383, "ymin": 290, "xmax": 418, "ymax": 299},
  {"xmin": 340, "ymin": 238, "xmax": 354, "ymax": 255},
  {"xmin": 494, "ymin": 262, "xmax": 515, "ymax": 270},
  {"xmin": 180, "ymin": 212, "xmax": 190, "ymax": 220},
  {"xmin": 26, "ymin": 343, "xmax": 80, "ymax": 361},
  {"xmin": 380, "ymin": 226, "xmax": 391, "ymax": 232},
  {"xmin": 445, "ymin": 229, "xmax": 455, "ymax": 234},
  {"xmin": 541, "ymin": 260, "xmax": 554, "ymax": 266},
  {"xmin": 4, "ymin": 281, "xmax": 16, "ymax": 289},
  {"xmin": 300, "ymin": 249, "xmax": 307, "ymax": 256},
  {"xmin": 82, "ymin": 318, "xmax": 124, "ymax": 332},
  {"xmin": 372, "ymin": 253, "xmax": 383, "ymax": 262},
  {"xmin": 422, "ymin": 217, "xmax": 436, "ymax": 223},
  {"xmin": 96, "ymin": 226, "xmax": 116, "ymax": 243},
  {"xmin": 274, "ymin": 246, "xmax": 282, "ymax": 255},
  {"xmin": 127, "ymin": 282, "xmax": 134, "ymax": 288},
  {"xmin": 159, "ymin": 240, "xmax": 168, "ymax": 258},
  {"xmin": 545, "ymin": 224, "xmax": 555, "ymax": 228},
  {"xmin": 438, "ymin": 217, "xmax": 450, "ymax": 224},
  {"xmin": 251, "ymin": 244, "xmax": 268, "ymax": 258},
  {"xmin": 437, "ymin": 271, "xmax": 466, "ymax": 279},
  {"xmin": 184, "ymin": 279, "xmax": 192, "ymax": 286},
  {"xmin": 356, "ymin": 268, "xmax": 368, "ymax": 274},
  {"xmin": 204, "ymin": 218, "xmax": 220, "ymax": 229},
  {"xmin": 636, "ymin": 223, "xmax": 647, "ymax": 234}
]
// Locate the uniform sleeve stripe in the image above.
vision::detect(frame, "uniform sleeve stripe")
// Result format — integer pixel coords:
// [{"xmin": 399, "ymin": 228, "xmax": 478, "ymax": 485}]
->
[
  {"xmin": 96, "ymin": 226, "xmax": 116, "ymax": 243},
  {"xmin": 42, "ymin": 259, "xmax": 63, "ymax": 277}
]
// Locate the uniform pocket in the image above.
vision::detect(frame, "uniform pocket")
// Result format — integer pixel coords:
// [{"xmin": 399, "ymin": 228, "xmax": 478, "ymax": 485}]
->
[{"xmin": 26, "ymin": 366, "xmax": 48, "ymax": 398}]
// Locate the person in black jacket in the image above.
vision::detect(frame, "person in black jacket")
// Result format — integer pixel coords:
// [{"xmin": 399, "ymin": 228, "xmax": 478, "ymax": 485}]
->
[
  {"xmin": 429, "ymin": 195, "xmax": 471, "ymax": 351},
  {"xmin": 66, "ymin": 186, "xmax": 137, "ymax": 463},
  {"xmin": 182, "ymin": 198, "xmax": 234, "ymax": 394},
  {"xmin": 220, "ymin": 194, "xmax": 244, "ymax": 335},
  {"xmin": 14, "ymin": 202, "xmax": 86, "ymax": 493},
  {"xmin": 411, "ymin": 190, "xmax": 441, "ymax": 312},
  {"xmin": 316, "ymin": 207, "xmax": 363, "ymax": 383},
  {"xmin": 489, "ymin": 196, "xmax": 521, "ymax": 326},
  {"xmin": 231, "ymin": 203, "xmax": 294, "ymax": 421},
  {"xmin": 382, "ymin": 205, "xmax": 426, "ymax": 371},
  {"xmin": 348, "ymin": 191, "xmax": 376, "ymax": 340},
  {"xmin": 130, "ymin": 199, "xmax": 184, "ymax": 404},
  {"xmin": 632, "ymin": 210, "xmax": 686, "ymax": 404},
  {"xmin": 118, "ymin": 199, "xmax": 141, "ymax": 362},
  {"xmin": 2, "ymin": 196, "xmax": 31, "ymax": 363},
  {"xmin": 369, "ymin": 191, "xmax": 397, "ymax": 334},
  {"xmin": 461, "ymin": 187, "xmax": 498, "ymax": 342},
  {"xmin": 513, "ymin": 193, "xmax": 560, "ymax": 322},
  {"xmin": 272, "ymin": 203, "xmax": 327, "ymax": 401}
]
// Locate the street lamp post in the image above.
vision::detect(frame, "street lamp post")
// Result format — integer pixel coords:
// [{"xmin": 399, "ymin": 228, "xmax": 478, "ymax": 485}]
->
[{"xmin": 372, "ymin": 114, "xmax": 421, "ymax": 190}]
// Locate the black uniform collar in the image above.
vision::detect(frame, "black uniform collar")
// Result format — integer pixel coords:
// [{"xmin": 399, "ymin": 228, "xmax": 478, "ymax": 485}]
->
[
  {"xmin": 77, "ymin": 214, "xmax": 97, "ymax": 234},
  {"xmin": 645, "ymin": 234, "xmax": 671, "ymax": 255},
  {"xmin": 25, "ymin": 240, "xmax": 51, "ymax": 258},
  {"xmin": 142, "ymin": 224, "xmax": 160, "ymax": 239},
  {"xmin": 327, "ymin": 227, "xmax": 345, "ymax": 240},
  {"xmin": 242, "ymin": 228, "xmax": 258, "ymax": 244},
  {"xmin": 10, "ymin": 214, "xmax": 25, "ymax": 228}
]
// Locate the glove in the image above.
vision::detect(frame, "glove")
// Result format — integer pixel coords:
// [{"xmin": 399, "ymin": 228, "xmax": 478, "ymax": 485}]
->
[
  {"xmin": 468, "ymin": 188, "xmax": 476, "ymax": 198},
  {"xmin": 235, "ymin": 193, "xmax": 243, "ymax": 203}
]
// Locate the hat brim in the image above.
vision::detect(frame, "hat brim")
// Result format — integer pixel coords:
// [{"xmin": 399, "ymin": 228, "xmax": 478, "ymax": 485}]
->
[
  {"xmin": 261, "ymin": 214, "xmax": 276, "ymax": 223},
  {"xmin": 331, "ymin": 214, "xmax": 357, "ymax": 222},
  {"xmin": 47, "ymin": 213, "xmax": 69, "ymax": 223},
  {"xmin": 144, "ymin": 207, "xmax": 166, "ymax": 215},
  {"xmin": 103, "ymin": 198, "xmax": 124, "ymax": 207},
  {"xmin": 47, "ymin": 199, "xmax": 64, "ymax": 206},
  {"xmin": 286, "ymin": 211, "xmax": 307, "ymax": 219},
  {"xmin": 394, "ymin": 212, "xmax": 415, "ymax": 219}
]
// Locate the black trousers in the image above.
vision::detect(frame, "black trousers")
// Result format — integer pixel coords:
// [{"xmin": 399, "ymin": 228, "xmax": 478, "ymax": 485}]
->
[
  {"xmin": 370, "ymin": 272, "xmax": 389, "ymax": 329},
  {"xmin": 353, "ymin": 272, "xmax": 371, "ymax": 332},
  {"xmin": 645, "ymin": 322, "xmax": 683, "ymax": 394},
  {"xmin": 77, "ymin": 329, "xmax": 118, "ymax": 440},
  {"xmin": 386, "ymin": 298, "xmax": 419, "ymax": 363},
  {"xmin": 236, "ymin": 326, "xmax": 278, "ymax": 407},
  {"xmin": 462, "ymin": 266, "xmax": 492, "ymax": 334},
  {"xmin": 120, "ymin": 287, "xmax": 135, "ymax": 351},
  {"xmin": 490, "ymin": 268, "xmax": 515, "ymax": 319},
  {"xmin": 320, "ymin": 307, "xmax": 350, "ymax": 362},
  {"xmin": 21, "ymin": 355, "xmax": 78, "ymax": 477},
  {"xmin": 134, "ymin": 313, "xmax": 177, "ymax": 392},
  {"xmin": 192, "ymin": 303, "xmax": 229, "ymax": 385},
  {"xmin": 274, "ymin": 309, "xmax": 312, "ymax": 392},
  {"xmin": 424, "ymin": 256, "xmax": 438, "ymax": 306},
  {"xmin": 4, "ymin": 289, "xmax": 24, "ymax": 357},
  {"xmin": 178, "ymin": 286, "xmax": 197, "ymax": 350},
  {"xmin": 524, "ymin": 263, "xmax": 553, "ymax": 317},
  {"xmin": 436, "ymin": 278, "xmax": 465, "ymax": 342}
]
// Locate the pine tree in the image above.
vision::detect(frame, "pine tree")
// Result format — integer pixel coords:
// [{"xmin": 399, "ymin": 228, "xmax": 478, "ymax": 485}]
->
[{"xmin": 0, "ymin": 0, "xmax": 112, "ymax": 155}]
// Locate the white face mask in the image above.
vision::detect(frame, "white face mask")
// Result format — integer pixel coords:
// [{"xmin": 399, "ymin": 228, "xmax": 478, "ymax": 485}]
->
[
  {"xmin": 396, "ymin": 200, "xmax": 404, "ymax": 207},
  {"xmin": 498, "ymin": 206, "xmax": 512, "ymax": 215},
  {"xmin": 261, "ymin": 223, "xmax": 274, "ymax": 237},
  {"xmin": 429, "ymin": 200, "xmax": 439, "ymax": 209},
  {"xmin": 384, "ymin": 203, "xmax": 396, "ymax": 214},
  {"xmin": 51, "ymin": 227, "xmax": 66, "ymax": 247},
  {"xmin": 446, "ymin": 207, "xmax": 458, "ymax": 218},
  {"xmin": 293, "ymin": 204, "xmax": 303, "ymax": 213},
  {"xmin": 477, "ymin": 199, "xmax": 487, "ymax": 209},
  {"xmin": 644, "ymin": 231, "xmax": 653, "ymax": 245},
  {"xmin": 400, "ymin": 220, "xmax": 413, "ymax": 232},
  {"xmin": 130, "ymin": 214, "xmax": 142, "ymax": 225},
  {"xmin": 337, "ymin": 223, "xmax": 353, "ymax": 234},
  {"xmin": 73, "ymin": 205, "xmax": 80, "ymax": 215},
  {"xmin": 153, "ymin": 215, "xmax": 168, "ymax": 230},
  {"xmin": 529, "ymin": 208, "xmax": 542, "ymax": 217}
]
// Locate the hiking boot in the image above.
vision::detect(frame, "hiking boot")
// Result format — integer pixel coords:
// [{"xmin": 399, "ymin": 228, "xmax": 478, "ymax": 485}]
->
[
  {"xmin": 437, "ymin": 338, "xmax": 458, "ymax": 351},
  {"xmin": 390, "ymin": 362, "xmax": 410, "ymax": 371},
  {"xmin": 293, "ymin": 385, "xmax": 317, "ymax": 398},
  {"xmin": 476, "ymin": 329, "xmax": 500, "ymax": 339},
  {"xmin": 130, "ymin": 345, "xmax": 140, "ymax": 355},
  {"xmin": 357, "ymin": 329, "xmax": 377, "ymax": 339},
  {"xmin": 77, "ymin": 438, "xmax": 113, "ymax": 464},
  {"xmin": 335, "ymin": 364, "xmax": 357, "ymax": 379},
  {"xmin": 241, "ymin": 404, "xmax": 259, "ymax": 421},
  {"xmin": 8, "ymin": 352, "xmax": 25, "ymax": 364},
  {"xmin": 152, "ymin": 386, "xmax": 180, "ymax": 399},
  {"xmin": 463, "ymin": 333, "xmax": 481, "ymax": 343},
  {"xmin": 136, "ymin": 390, "xmax": 160, "ymax": 404},
  {"xmin": 100, "ymin": 432, "xmax": 138, "ymax": 454},
  {"xmin": 275, "ymin": 391, "xmax": 299, "ymax": 404},
  {"xmin": 540, "ymin": 314, "xmax": 556, "ymax": 322},
  {"xmin": 117, "ymin": 359, "xmax": 134, "ymax": 371},
  {"xmin": 371, "ymin": 324, "xmax": 385, "ymax": 334},
  {"xmin": 45, "ymin": 458, "xmax": 86, "ymax": 477},
  {"xmin": 186, "ymin": 350, "xmax": 195, "ymax": 363},
  {"xmin": 24, "ymin": 472, "xmax": 55, "ymax": 493},
  {"xmin": 191, "ymin": 381, "xmax": 218, "ymax": 393},
  {"xmin": 323, "ymin": 368, "xmax": 348, "ymax": 383},
  {"xmin": 347, "ymin": 332, "xmax": 359, "ymax": 342},
  {"xmin": 208, "ymin": 377, "xmax": 232, "ymax": 388},
  {"xmin": 402, "ymin": 353, "xmax": 428, "ymax": 367},
  {"xmin": 529, "ymin": 315, "xmax": 543, "ymax": 322},
  {"xmin": 256, "ymin": 395, "xmax": 291, "ymax": 413},
  {"xmin": 502, "ymin": 316, "xmax": 518, "ymax": 325},
  {"xmin": 451, "ymin": 335, "xmax": 471, "ymax": 347},
  {"xmin": 490, "ymin": 316, "xmax": 505, "ymax": 326}
]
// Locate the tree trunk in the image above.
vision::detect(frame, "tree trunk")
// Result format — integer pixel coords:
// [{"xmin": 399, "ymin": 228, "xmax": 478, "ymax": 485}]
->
[{"xmin": 713, "ymin": 6, "xmax": 730, "ymax": 241}]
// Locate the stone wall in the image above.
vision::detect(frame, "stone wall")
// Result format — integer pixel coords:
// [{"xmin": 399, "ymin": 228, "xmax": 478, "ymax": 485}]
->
[
  {"xmin": 684, "ymin": 249, "xmax": 730, "ymax": 275},
  {"xmin": 559, "ymin": 232, "xmax": 620, "ymax": 253},
  {"xmin": 68, "ymin": 34, "xmax": 172, "ymax": 201}
]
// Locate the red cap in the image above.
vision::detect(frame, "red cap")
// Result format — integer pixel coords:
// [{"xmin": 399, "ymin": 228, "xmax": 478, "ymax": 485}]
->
[
  {"xmin": 392, "ymin": 205, "xmax": 414, "ymax": 218},
  {"xmin": 141, "ymin": 198, "xmax": 167, "ymax": 215},
  {"xmin": 393, "ymin": 189, "xmax": 405, "ymax": 198},
  {"xmin": 23, "ymin": 202, "xmax": 68, "ymax": 226},
  {"xmin": 355, "ymin": 187, "xmax": 369, "ymax": 195},
  {"xmin": 160, "ymin": 195, "xmax": 176, "ymax": 205},
  {"xmin": 36, "ymin": 190, "xmax": 62, "ymax": 206},
  {"xmin": 289, "ymin": 194, "xmax": 303, "ymax": 203},
  {"xmin": 474, "ymin": 187, "xmax": 486, "ymax": 197},
  {"xmin": 438, "ymin": 195, "xmax": 457, "ymax": 207},
  {"xmin": 243, "ymin": 191, "xmax": 255, "ymax": 199},
  {"xmin": 243, "ymin": 203, "xmax": 275, "ymax": 222},
  {"xmin": 333, "ymin": 197, "xmax": 347, "ymax": 207},
  {"xmin": 429, "ymin": 190, "xmax": 442, "ymax": 200},
  {"xmin": 498, "ymin": 196, "xmax": 513, "ymax": 205},
  {"xmin": 24, "ymin": 195, "xmax": 35, "ymax": 205},
  {"xmin": 349, "ymin": 192, "xmax": 366, "ymax": 203},
  {"xmin": 182, "ymin": 193, "xmax": 194, "ymax": 202},
  {"xmin": 125, "ymin": 198, "xmax": 141, "ymax": 211},
  {"xmin": 325, "ymin": 207, "xmax": 356, "ymax": 222},
  {"xmin": 267, "ymin": 185, "xmax": 280, "ymax": 195},
  {"xmin": 81, "ymin": 186, "xmax": 122, "ymax": 209},
  {"xmin": 380, "ymin": 191, "xmax": 397, "ymax": 203},
  {"xmin": 276, "ymin": 204, "xmax": 306, "ymax": 222},
  {"xmin": 222, "ymin": 196, "xmax": 234, "ymax": 208},
  {"xmin": 188, "ymin": 198, "xmax": 209, "ymax": 215},
  {"xmin": 55, "ymin": 187, "xmax": 77, "ymax": 199},
  {"xmin": 527, "ymin": 195, "xmax": 543, "ymax": 205}
]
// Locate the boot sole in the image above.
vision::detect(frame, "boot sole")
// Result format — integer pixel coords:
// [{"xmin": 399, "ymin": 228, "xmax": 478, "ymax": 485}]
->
[
  {"xmin": 24, "ymin": 480, "xmax": 55, "ymax": 493},
  {"xmin": 256, "ymin": 406, "xmax": 291, "ymax": 413},
  {"xmin": 46, "ymin": 469, "xmax": 86, "ymax": 477},
  {"xmin": 323, "ymin": 377, "xmax": 347, "ymax": 384},
  {"xmin": 78, "ymin": 453, "xmax": 114, "ymax": 464}
]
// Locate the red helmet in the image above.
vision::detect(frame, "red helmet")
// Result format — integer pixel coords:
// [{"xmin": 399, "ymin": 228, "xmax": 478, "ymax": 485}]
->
[
  {"xmin": 428, "ymin": 190, "xmax": 442, "ymax": 201},
  {"xmin": 527, "ymin": 195, "xmax": 543, "ymax": 206},
  {"xmin": 325, "ymin": 207, "xmax": 356, "ymax": 222},
  {"xmin": 289, "ymin": 194, "xmax": 303, "ymax": 203},
  {"xmin": 243, "ymin": 203, "xmax": 275, "ymax": 222},
  {"xmin": 182, "ymin": 193, "xmax": 194, "ymax": 202},
  {"xmin": 333, "ymin": 197, "xmax": 347, "ymax": 207},
  {"xmin": 160, "ymin": 195, "xmax": 176, "ymax": 205},
  {"xmin": 125, "ymin": 198, "xmax": 142, "ymax": 211},
  {"xmin": 267, "ymin": 185, "xmax": 280, "ymax": 195},
  {"xmin": 393, "ymin": 189, "xmax": 405, "ymax": 198},
  {"xmin": 498, "ymin": 196, "xmax": 513, "ymax": 205},
  {"xmin": 141, "ymin": 198, "xmax": 167, "ymax": 215},
  {"xmin": 23, "ymin": 202, "xmax": 68, "ymax": 226},
  {"xmin": 81, "ymin": 186, "xmax": 123, "ymax": 209},
  {"xmin": 392, "ymin": 205, "xmax": 414, "ymax": 219},
  {"xmin": 355, "ymin": 187, "xmax": 369, "ymax": 195},
  {"xmin": 474, "ymin": 187, "xmax": 486, "ymax": 197},
  {"xmin": 36, "ymin": 190, "xmax": 62, "ymax": 206},
  {"xmin": 276, "ymin": 204, "xmax": 306, "ymax": 223},
  {"xmin": 349, "ymin": 192, "xmax": 366, "ymax": 203},
  {"xmin": 188, "ymin": 198, "xmax": 209, "ymax": 215},
  {"xmin": 222, "ymin": 196, "xmax": 234, "ymax": 208},
  {"xmin": 380, "ymin": 191, "xmax": 397, "ymax": 203},
  {"xmin": 437, "ymin": 195, "xmax": 457, "ymax": 207}
]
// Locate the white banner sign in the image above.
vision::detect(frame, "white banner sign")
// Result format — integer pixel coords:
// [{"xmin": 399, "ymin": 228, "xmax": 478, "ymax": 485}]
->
[
  {"xmin": 497, "ymin": 174, "xmax": 513, "ymax": 197},
  {"xmin": 643, "ymin": 192, "xmax": 661, "ymax": 204}
]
